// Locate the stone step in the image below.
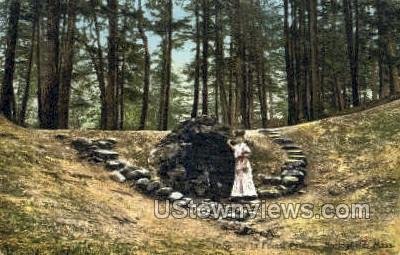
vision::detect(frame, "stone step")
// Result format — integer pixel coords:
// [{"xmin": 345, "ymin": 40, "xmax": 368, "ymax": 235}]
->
[
  {"xmin": 257, "ymin": 187, "xmax": 282, "ymax": 198},
  {"xmin": 267, "ymin": 134, "xmax": 281, "ymax": 139},
  {"xmin": 259, "ymin": 128, "xmax": 282, "ymax": 133},
  {"xmin": 281, "ymin": 144, "xmax": 302, "ymax": 150},
  {"xmin": 285, "ymin": 159, "xmax": 307, "ymax": 167},
  {"xmin": 259, "ymin": 131, "xmax": 281, "ymax": 136},
  {"xmin": 281, "ymin": 175, "xmax": 301, "ymax": 186},
  {"xmin": 265, "ymin": 130, "xmax": 281, "ymax": 134},
  {"xmin": 285, "ymin": 149, "xmax": 304, "ymax": 155},
  {"xmin": 281, "ymin": 169, "xmax": 306, "ymax": 179},
  {"xmin": 288, "ymin": 154, "xmax": 307, "ymax": 161}
]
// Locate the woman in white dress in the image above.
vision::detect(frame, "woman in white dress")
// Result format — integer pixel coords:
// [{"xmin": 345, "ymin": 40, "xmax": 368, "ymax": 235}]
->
[{"xmin": 228, "ymin": 131, "xmax": 258, "ymax": 200}]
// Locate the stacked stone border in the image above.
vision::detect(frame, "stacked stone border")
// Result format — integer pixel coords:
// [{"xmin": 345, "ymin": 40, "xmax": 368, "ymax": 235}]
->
[{"xmin": 66, "ymin": 128, "xmax": 308, "ymax": 237}]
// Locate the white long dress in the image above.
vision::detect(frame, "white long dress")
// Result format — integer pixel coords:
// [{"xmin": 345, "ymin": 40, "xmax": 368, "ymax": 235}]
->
[{"xmin": 231, "ymin": 142, "xmax": 258, "ymax": 198}]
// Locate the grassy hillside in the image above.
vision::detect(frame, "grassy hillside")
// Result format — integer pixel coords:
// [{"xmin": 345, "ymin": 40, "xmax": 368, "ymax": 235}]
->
[{"xmin": 0, "ymin": 100, "xmax": 399, "ymax": 254}]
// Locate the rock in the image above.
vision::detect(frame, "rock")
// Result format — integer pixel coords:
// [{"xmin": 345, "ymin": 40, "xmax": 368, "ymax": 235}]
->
[
  {"xmin": 120, "ymin": 166, "xmax": 140, "ymax": 176},
  {"xmin": 285, "ymin": 159, "xmax": 307, "ymax": 167},
  {"xmin": 72, "ymin": 137, "xmax": 93, "ymax": 151},
  {"xmin": 136, "ymin": 178, "xmax": 150, "ymax": 190},
  {"xmin": 282, "ymin": 176, "xmax": 300, "ymax": 186},
  {"xmin": 110, "ymin": 171, "xmax": 126, "ymax": 183},
  {"xmin": 175, "ymin": 197, "xmax": 193, "ymax": 207},
  {"xmin": 146, "ymin": 180, "xmax": 161, "ymax": 193},
  {"xmin": 263, "ymin": 131, "xmax": 281, "ymax": 136},
  {"xmin": 123, "ymin": 171, "xmax": 137, "ymax": 180},
  {"xmin": 55, "ymin": 134, "xmax": 69, "ymax": 140},
  {"xmin": 105, "ymin": 160, "xmax": 125, "ymax": 171},
  {"xmin": 281, "ymin": 169, "xmax": 306, "ymax": 180},
  {"xmin": 169, "ymin": 191, "xmax": 184, "ymax": 201},
  {"xmin": 124, "ymin": 169, "xmax": 151, "ymax": 181},
  {"xmin": 94, "ymin": 140, "xmax": 115, "ymax": 150},
  {"xmin": 156, "ymin": 187, "xmax": 173, "ymax": 198},
  {"xmin": 283, "ymin": 166, "xmax": 307, "ymax": 175},
  {"xmin": 273, "ymin": 138, "xmax": 294, "ymax": 145},
  {"xmin": 89, "ymin": 156, "xmax": 104, "ymax": 163},
  {"xmin": 258, "ymin": 187, "xmax": 282, "ymax": 198},
  {"xmin": 328, "ymin": 185, "xmax": 345, "ymax": 196},
  {"xmin": 103, "ymin": 138, "xmax": 118, "ymax": 144},
  {"xmin": 286, "ymin": 149, "xmax": 304, "ymax": 156},
  {"xmin": 267, "ymin": 134, "xmax": 281, "ymax": 139},
  {"xmin": 260, "ymin": 175, "xmax": 282, "ymax": 185},
  {"xmin": 82, "ymin": 145, "xmax": 99, "ymax": 157},
  {"xmin": 93, "ymin": 149, "xmax": 119, "ymax": 161},
  {"xmin": 281, "ymin": 144, "xmax": 302, "ymax": 150},
  {"xmin": 175, "ymin": 200, "xmax": 188, "ymax": 208},
  {"xmin": 234, "ymin": 223, "xmax": 254, "ymax": 235},
  {"xmin": 288, "ymin": 154, "xmax": 307, "ymax": 162},
  {"xmin": 258, "ymin": 128, "xmax": 281, "ymax": 134}
]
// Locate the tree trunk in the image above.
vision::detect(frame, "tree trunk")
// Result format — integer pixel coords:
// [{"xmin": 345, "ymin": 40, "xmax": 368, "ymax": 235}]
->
[
  {"xmin": 334, "ymin": 76, "xmax": 345, "ymax": 111},
  {"xmin": 387, "ymin": 38, "xmax": 400, "ymax": 95},
  {"xmin": 58, "ymin": 0, "xmax": 77, "ymax": 129},
  {"xmin": 163, "ymin": 0, "xmax": 173, "ymax": 130},
  {"xmin": 376, "ymin": 0, "xmax": 387, "ymax": 99},
  {"xmin": 375, "ymin": 0, "xmax": 400, "ymax": 96},
  {"xmin": 0, "ymin": 0, "xmax": 20, "ymax": 120},
  {"xmin": 201, "ymin": 0, "xmax": 209, "ymax": 116},
  {"xmin": 106, "ymin": 0, "xmax": 118, "ymax": 130},
  {"xmin": 214, "ymin": 0, "xmax": 228, "ymax": 123},
  {"xmin": 343, "ymin": 0, "xmax": 360, "ymax": 107},
  {"xmin": 19, "ymin": 0, "xmax": 39, "ymax": 125},
  {"xmin": 257, "ymin": 63, "xmax": 268, "ymax": 128},
  {"xmin": 268, "ymin": 84, "xmax": 274, "ymax": 119},
  {"xmin": 138, "ymin": 0, "xmax": 151, "ymax": 130},
  {"xmin": 253, "ymin": 0, "xmax": 267, "ymax": 128},
  {"xmin": 191, "ymin": 0, "xmax": 201, "ymax": 118},
  {"xmin": 158, "ymin": 0, "xmax": 173, "ymax": 131},
  {"xmin": 36, "ymin": 9, "xmax": 43, "ymax": 125},
  {"xmin": 41, "ymin": 0, "xmax": 61, "ymax": 129},
  {"xmin": 308, "ymin": 0, "xmax": 321, "ymax": 119},
  {"xmin": 284, "ymin": 0, "xmax": 297, "ymax": 125},
  {"xmin": 118, "ymin": 53, "xmax": 125, "ymax": 130},
  {"xmin": 89, "ymin": 0, "xmax": 107, "ymax": 129}
]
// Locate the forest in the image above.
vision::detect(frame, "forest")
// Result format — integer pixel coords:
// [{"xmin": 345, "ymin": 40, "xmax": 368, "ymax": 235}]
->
[{"xmin": 0, "ymin": 0, "xmax": 399, "ymax": 130}]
